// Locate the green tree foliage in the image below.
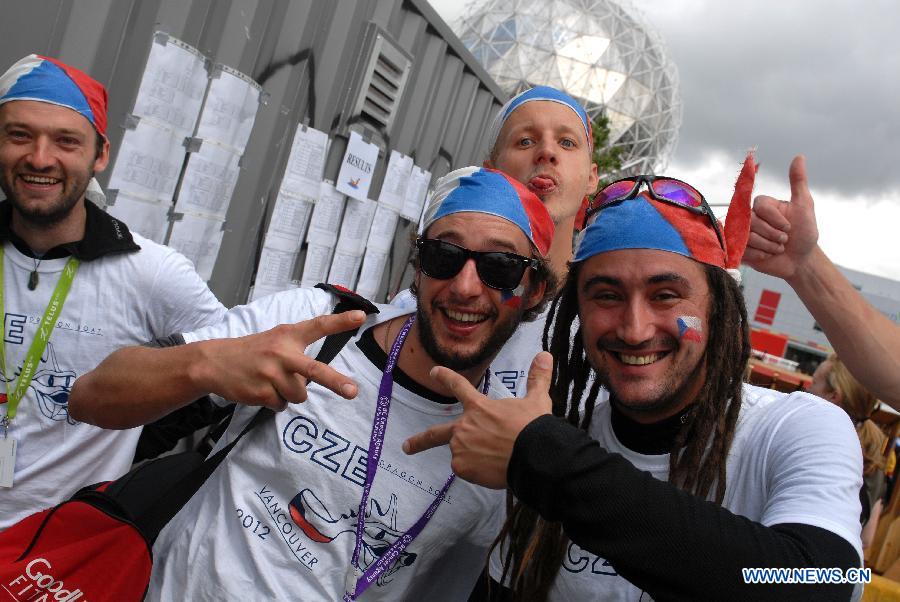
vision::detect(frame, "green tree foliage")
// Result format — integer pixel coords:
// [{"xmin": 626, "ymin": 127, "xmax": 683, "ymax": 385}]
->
[{"xmin": 592, "ymin": 113, "xmax": 625, "ymax": 189}]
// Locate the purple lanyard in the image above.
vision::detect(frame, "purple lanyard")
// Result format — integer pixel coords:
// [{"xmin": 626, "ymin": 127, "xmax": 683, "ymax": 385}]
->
[{"xmin": 344, "ymin": 314, "xmax": 490, "ymax": 601}]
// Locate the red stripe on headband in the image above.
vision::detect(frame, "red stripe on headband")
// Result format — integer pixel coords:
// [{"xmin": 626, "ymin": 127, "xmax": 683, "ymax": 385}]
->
[{"xmin": 40, "ymin": 55, "xmax": 108, "ymax": 136}]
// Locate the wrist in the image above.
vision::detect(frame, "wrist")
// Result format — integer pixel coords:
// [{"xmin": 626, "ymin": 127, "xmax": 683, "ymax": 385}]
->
[
  {"xmin": 785, "ymin": 245, "xmax": 828, "ymax": 291},
  {"xmin": 187, "ymin": 339, "xmax": 219, "ymax": 396}
]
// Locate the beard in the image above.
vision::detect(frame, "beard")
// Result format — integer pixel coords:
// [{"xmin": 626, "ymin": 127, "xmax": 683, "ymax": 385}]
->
[
  {"xmin": 0, "ymin": 168, "xmax": 92, "ymax": 227},
  {"xmin": 416, "ymin": 301, "xmax": 523, "ymax": 372}
]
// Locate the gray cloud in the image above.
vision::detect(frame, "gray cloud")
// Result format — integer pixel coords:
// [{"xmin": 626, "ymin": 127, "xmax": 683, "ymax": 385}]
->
[{"xmin": 631, "ymin": 0, "xmax": 900, "ymax": 197}]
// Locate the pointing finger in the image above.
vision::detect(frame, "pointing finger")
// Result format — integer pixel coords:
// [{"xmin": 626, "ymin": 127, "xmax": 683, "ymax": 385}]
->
[
  {"xmin": 296, "ymin": 310, "xmax": 368, "ymax": 346},
  {"xmin": 403, "ymin": 423, "xmax": 455, "ymax": 455},
  {"xmin": 429, "ymin": 365, "xmax": 483, "ymax": 408},
  {"xmin": 298, "ymin": 358, "xmax": 358, "ymax": 399}
]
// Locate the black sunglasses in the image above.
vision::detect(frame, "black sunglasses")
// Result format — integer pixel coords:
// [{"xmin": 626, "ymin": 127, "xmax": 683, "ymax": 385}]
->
[
  {"xmin": 588, "ymin": 175, "xmax": 725, "ymax": 250},
  {"xmin": 416, "ymin": 238, "xmax": 535, "ymax": 290}
]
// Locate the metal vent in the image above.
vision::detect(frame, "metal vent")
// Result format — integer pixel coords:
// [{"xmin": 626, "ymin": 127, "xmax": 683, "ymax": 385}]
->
[{"xmin": 352, "ymin": 29, "xmax": 412, "ymax": 137}]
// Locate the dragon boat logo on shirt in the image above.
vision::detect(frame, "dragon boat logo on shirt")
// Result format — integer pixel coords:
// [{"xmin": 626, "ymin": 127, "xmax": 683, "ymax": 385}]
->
[
  {"xmin": 0, "ymin": 342, "xmax": 77, "ymax": 424},
  {"xmin": 287, "ymin": 487, "xmax": 417, "ymax": 585}
]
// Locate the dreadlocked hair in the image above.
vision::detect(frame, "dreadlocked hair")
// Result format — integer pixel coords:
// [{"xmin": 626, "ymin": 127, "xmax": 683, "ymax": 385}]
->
[
  {"xmin": 490, "ymin": 263, "xmax": 749, "ymax": 601},
  {"xmin": 667, "ymin": 264, "xmax": 749, "ymax": 502},
  {"xmin": 489, "ymin": 271, "xmax": 602, "ymax": 602}
]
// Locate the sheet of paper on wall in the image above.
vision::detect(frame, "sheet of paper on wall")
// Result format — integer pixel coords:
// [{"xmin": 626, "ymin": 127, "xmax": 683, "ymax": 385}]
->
[
  {"xmin": 249, "ymin": 282, "xmax": 298, "ymax": 303},
  {"xmin": 132, "ymin": 34, "xmax": 207, "ymax": 136},
  {"xmin": 196, "ymin": 65, "xmax": 261, "ymax": 153},
  {"xmin": 174, "ymin": 140, "xmax": 241, "ymax": 220},
  {"xmin": 336, "ymin": 197, "xmax": 376, "ymax": 256},
  {"xmin": 366, "ymin": 204, "xmax": 399, "ymax": 254},
  {"xmin": 377, "ymin": 150, "xmax": 413, "ymax": 211},
  {"xmin": 327, "ymin": 251, "xmax": 363, "ymax": 290},
  {"xmin": 300, "ymin": 243, "xmax": 334, "ymax": 289},
  {"xmin": 355, "ymin": 250, "xmax": 388, "ymax": 300},
  {"xmin": 107, "ymin": 193, "xmax": 170, "ymax": 244},
  {"xmin": 167, "ymin": 213, "xmax": 226, "ymax": 281},
  {"xmin": 107, "ymin": 120, "xmax": 185, "ymax": 203},
  {"xmin": 306, "ymin": 182, "xmax": 347, "ymax": 246},
  {"xmin": 252, "ymin": 247, "xmax": 299, "ymax": 297},
  {"xmin": 400, "ymin": 166, "xmax": 431, "ymax": 221},
  {"xmin": 263, "ymin": 193, "xmax": 314, "ymax": 253},
  {"xmin": 279, "ymin": 126, "xmax": 329, "ymax": 198},
  {"xmin": 335, "ymin": 131, "xmax": 379, "ymax": 202}
]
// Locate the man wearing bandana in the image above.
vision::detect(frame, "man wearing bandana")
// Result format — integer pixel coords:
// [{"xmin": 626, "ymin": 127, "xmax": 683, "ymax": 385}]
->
[
  {"xmin": 0, "ymin": 55, "xmax": 224, "ymax": 529},
  {"xmin": 395, "ymin": 86, "xmax": 600, "ymax": 400},
  {"xmin": 71, "ymin": 167, "xmax": 558, "ymax": 600},
  {"xmin": 406, "ymin": 156, "xmax": 864, "ymax": 601}
]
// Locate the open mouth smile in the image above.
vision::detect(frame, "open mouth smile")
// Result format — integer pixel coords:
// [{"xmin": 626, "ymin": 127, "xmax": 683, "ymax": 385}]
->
[
  {"xmin": 442, "ymin": 308, "xmax": 489, "ymax": 325},
  {"xmin": 19, "ymin": 174, "xmax": 62, "ymax": 186},
  {"xmin": 612, "ymin": 351, "xmax": 670, "ymax": 366}
]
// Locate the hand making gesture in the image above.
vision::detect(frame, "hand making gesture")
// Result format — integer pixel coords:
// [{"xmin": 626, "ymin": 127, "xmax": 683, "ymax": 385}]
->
[{"xmin": 403, "ymin": 351, "xmax": 554, "ymax": 489}]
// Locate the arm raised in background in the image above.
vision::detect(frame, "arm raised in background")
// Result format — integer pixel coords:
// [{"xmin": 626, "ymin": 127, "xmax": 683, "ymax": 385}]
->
[
  {"xmin": 744, "ymin": 155, "xmax": 900, "ymax": 407},
  {"xmin": 68, "ymin": 310, "xmax": 366, "ymax": 429}
]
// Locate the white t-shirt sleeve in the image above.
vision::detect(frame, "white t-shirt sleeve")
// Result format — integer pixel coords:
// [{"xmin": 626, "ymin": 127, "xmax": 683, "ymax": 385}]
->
[
  {"xmin": 142, "ymin": 242, "xmax": 226, "ymax": 335},
  {"xmin": 757, "ymin": 393, "xmax": 863, "ymax": 558},
  {"xmin": 182, "ymin": 287, "xmax": 336, "ymax": 344}
]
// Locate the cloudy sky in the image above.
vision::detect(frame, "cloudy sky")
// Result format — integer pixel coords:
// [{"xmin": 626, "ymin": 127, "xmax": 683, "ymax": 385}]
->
[{"xmin": 430, "ymin": 0, "xmax": 900, "ymax": 281}]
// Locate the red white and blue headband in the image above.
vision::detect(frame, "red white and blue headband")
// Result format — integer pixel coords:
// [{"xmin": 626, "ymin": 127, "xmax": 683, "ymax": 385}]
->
[
  {"xmin": 573, "ymin": 153, "xmax": 758, "ymax": 280},
  {"xmin": 0, "ymin": 54, "xmax": 108, "ymax": 137},
  {"xmin": 421, "ymin": 167, "xmax": 554, "ymax": 257},
  {"xmin": 486, "ymin": 86, "xmax": 593, "ymax": 156}
]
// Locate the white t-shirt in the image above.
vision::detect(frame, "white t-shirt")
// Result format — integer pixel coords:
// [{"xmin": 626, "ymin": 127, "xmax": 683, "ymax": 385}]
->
[
  {"xmin": 490, "ymin": 384, "xmax": 864, "ymax": 601},
  {"xmin": 148, "ymin": 288, "xmax": 508, "ymax": 601},
  {"xmin": 0, "ymin": 234, "xmax": 224, "ymax": 529}
]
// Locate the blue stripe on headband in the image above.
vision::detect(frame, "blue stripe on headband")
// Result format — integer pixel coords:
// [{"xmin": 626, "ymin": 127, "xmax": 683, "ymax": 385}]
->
[
  {"xmin": 425, "ymin": 169, "xmax": 535, "ymax": 244},
  {"xmin": 0, "ymin": 58, "xmax": 94, "ymax": 128},
  {"xmin": 502, "ymin": 86, "xmax": 591, "ymax": 145},
  {"xmin": 573, "ymin": 195, "xmax": 690, "ymax": 262}
]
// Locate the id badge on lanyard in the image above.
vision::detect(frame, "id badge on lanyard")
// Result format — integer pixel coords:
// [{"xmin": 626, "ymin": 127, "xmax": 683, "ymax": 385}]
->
[
  {"xmin": 343, "ymin": 314, "xmax": 490, "ymax": 600},
  {"xmin": 0, "ymin": 246, "xmax": 80, "ymax": 488}
]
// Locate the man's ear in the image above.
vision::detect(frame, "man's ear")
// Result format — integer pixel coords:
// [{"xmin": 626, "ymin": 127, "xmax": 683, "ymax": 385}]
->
[
  {"xmin": 523, "ymin": 275, "xmax": 547, "ymax": 312},
  {"xmin": 93, "ymin": 138, "xmax": 111, "ymax": 173},
  {"xmin": 585, "ymin": 161, "xmax": 600, "ymax": 196}
]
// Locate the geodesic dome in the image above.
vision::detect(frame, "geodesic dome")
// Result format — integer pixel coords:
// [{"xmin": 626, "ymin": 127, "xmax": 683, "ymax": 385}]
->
[{"xmin": 456, "ymin": 0, "xmax": 682, "ymax": 175}]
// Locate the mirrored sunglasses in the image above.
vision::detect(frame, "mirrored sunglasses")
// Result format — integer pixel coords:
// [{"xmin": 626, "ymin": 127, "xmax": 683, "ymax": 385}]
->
[{"xmin": 589, "ymin": 175, "xmax": 725, "ymax": 250}]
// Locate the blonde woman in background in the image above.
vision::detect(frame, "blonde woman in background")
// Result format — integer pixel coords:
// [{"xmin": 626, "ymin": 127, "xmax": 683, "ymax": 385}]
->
[{"xmin": 810, "ymin": 354, "xmax": 888, "ymax": 548}]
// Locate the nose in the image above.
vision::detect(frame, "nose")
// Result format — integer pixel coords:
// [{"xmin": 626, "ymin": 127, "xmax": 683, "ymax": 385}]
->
[
  {"xmin": 616, "ymin": 299, "xmax": 655, "ymax": 346},
  {"xmin": 448, "ymin": 258, "xmax": 483, "ymax": 298},
  {"xmin": 25, "ymin": 136, "xmax": 54, "ymax": 171},
  {"xmin": 534, "ymin": 137, "xmax": 558, "ymax": 165}
]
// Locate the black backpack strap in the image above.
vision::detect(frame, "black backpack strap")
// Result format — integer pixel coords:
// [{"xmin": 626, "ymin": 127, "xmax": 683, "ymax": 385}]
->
[{"xmin": 135, "ymin": 286, "xmax": 378, "ymax": 542}]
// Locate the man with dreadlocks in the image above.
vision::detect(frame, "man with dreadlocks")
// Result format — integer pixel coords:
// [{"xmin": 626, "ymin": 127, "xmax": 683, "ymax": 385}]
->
[{"xmin": 405, "ymin": 155, "xmax": 864, "ymax": 601}]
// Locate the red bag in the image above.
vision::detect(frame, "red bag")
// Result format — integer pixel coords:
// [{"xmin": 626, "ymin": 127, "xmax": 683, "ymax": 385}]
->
[{"xmin": 0, "ymin": 489, "xmax": 151, "ymax": 601}]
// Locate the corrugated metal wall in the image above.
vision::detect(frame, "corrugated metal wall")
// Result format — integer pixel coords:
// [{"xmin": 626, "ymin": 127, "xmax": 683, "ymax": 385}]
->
[{"xmin": 0, "ymin": 0, "xmax": 505, "ymax": 306}]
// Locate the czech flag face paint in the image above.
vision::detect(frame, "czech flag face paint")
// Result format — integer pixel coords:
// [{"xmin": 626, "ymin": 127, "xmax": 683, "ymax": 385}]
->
[
  {"xmin": 500, "ymin": 284, "xmax": 526, "ymax": 309},
  {"xmin": 677, "ymin": 316, "xmax": 703, "ymax": 343}
]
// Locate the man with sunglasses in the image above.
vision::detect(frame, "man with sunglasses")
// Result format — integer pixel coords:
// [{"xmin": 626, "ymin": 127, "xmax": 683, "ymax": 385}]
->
[
  {"xmin": 406, "ymin": 156, "xmax": 864, "ymax": 601},
  {"xmin": 69, "ymin": 167, "xmax": 557, "ymax": 599},
  {"xmin": 746, "ymin": 155, "xmax": 900, "ymax": 409},
  {"xmin": 395, "ymin": 86, "xmax": 599, "ymax": 399}
]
